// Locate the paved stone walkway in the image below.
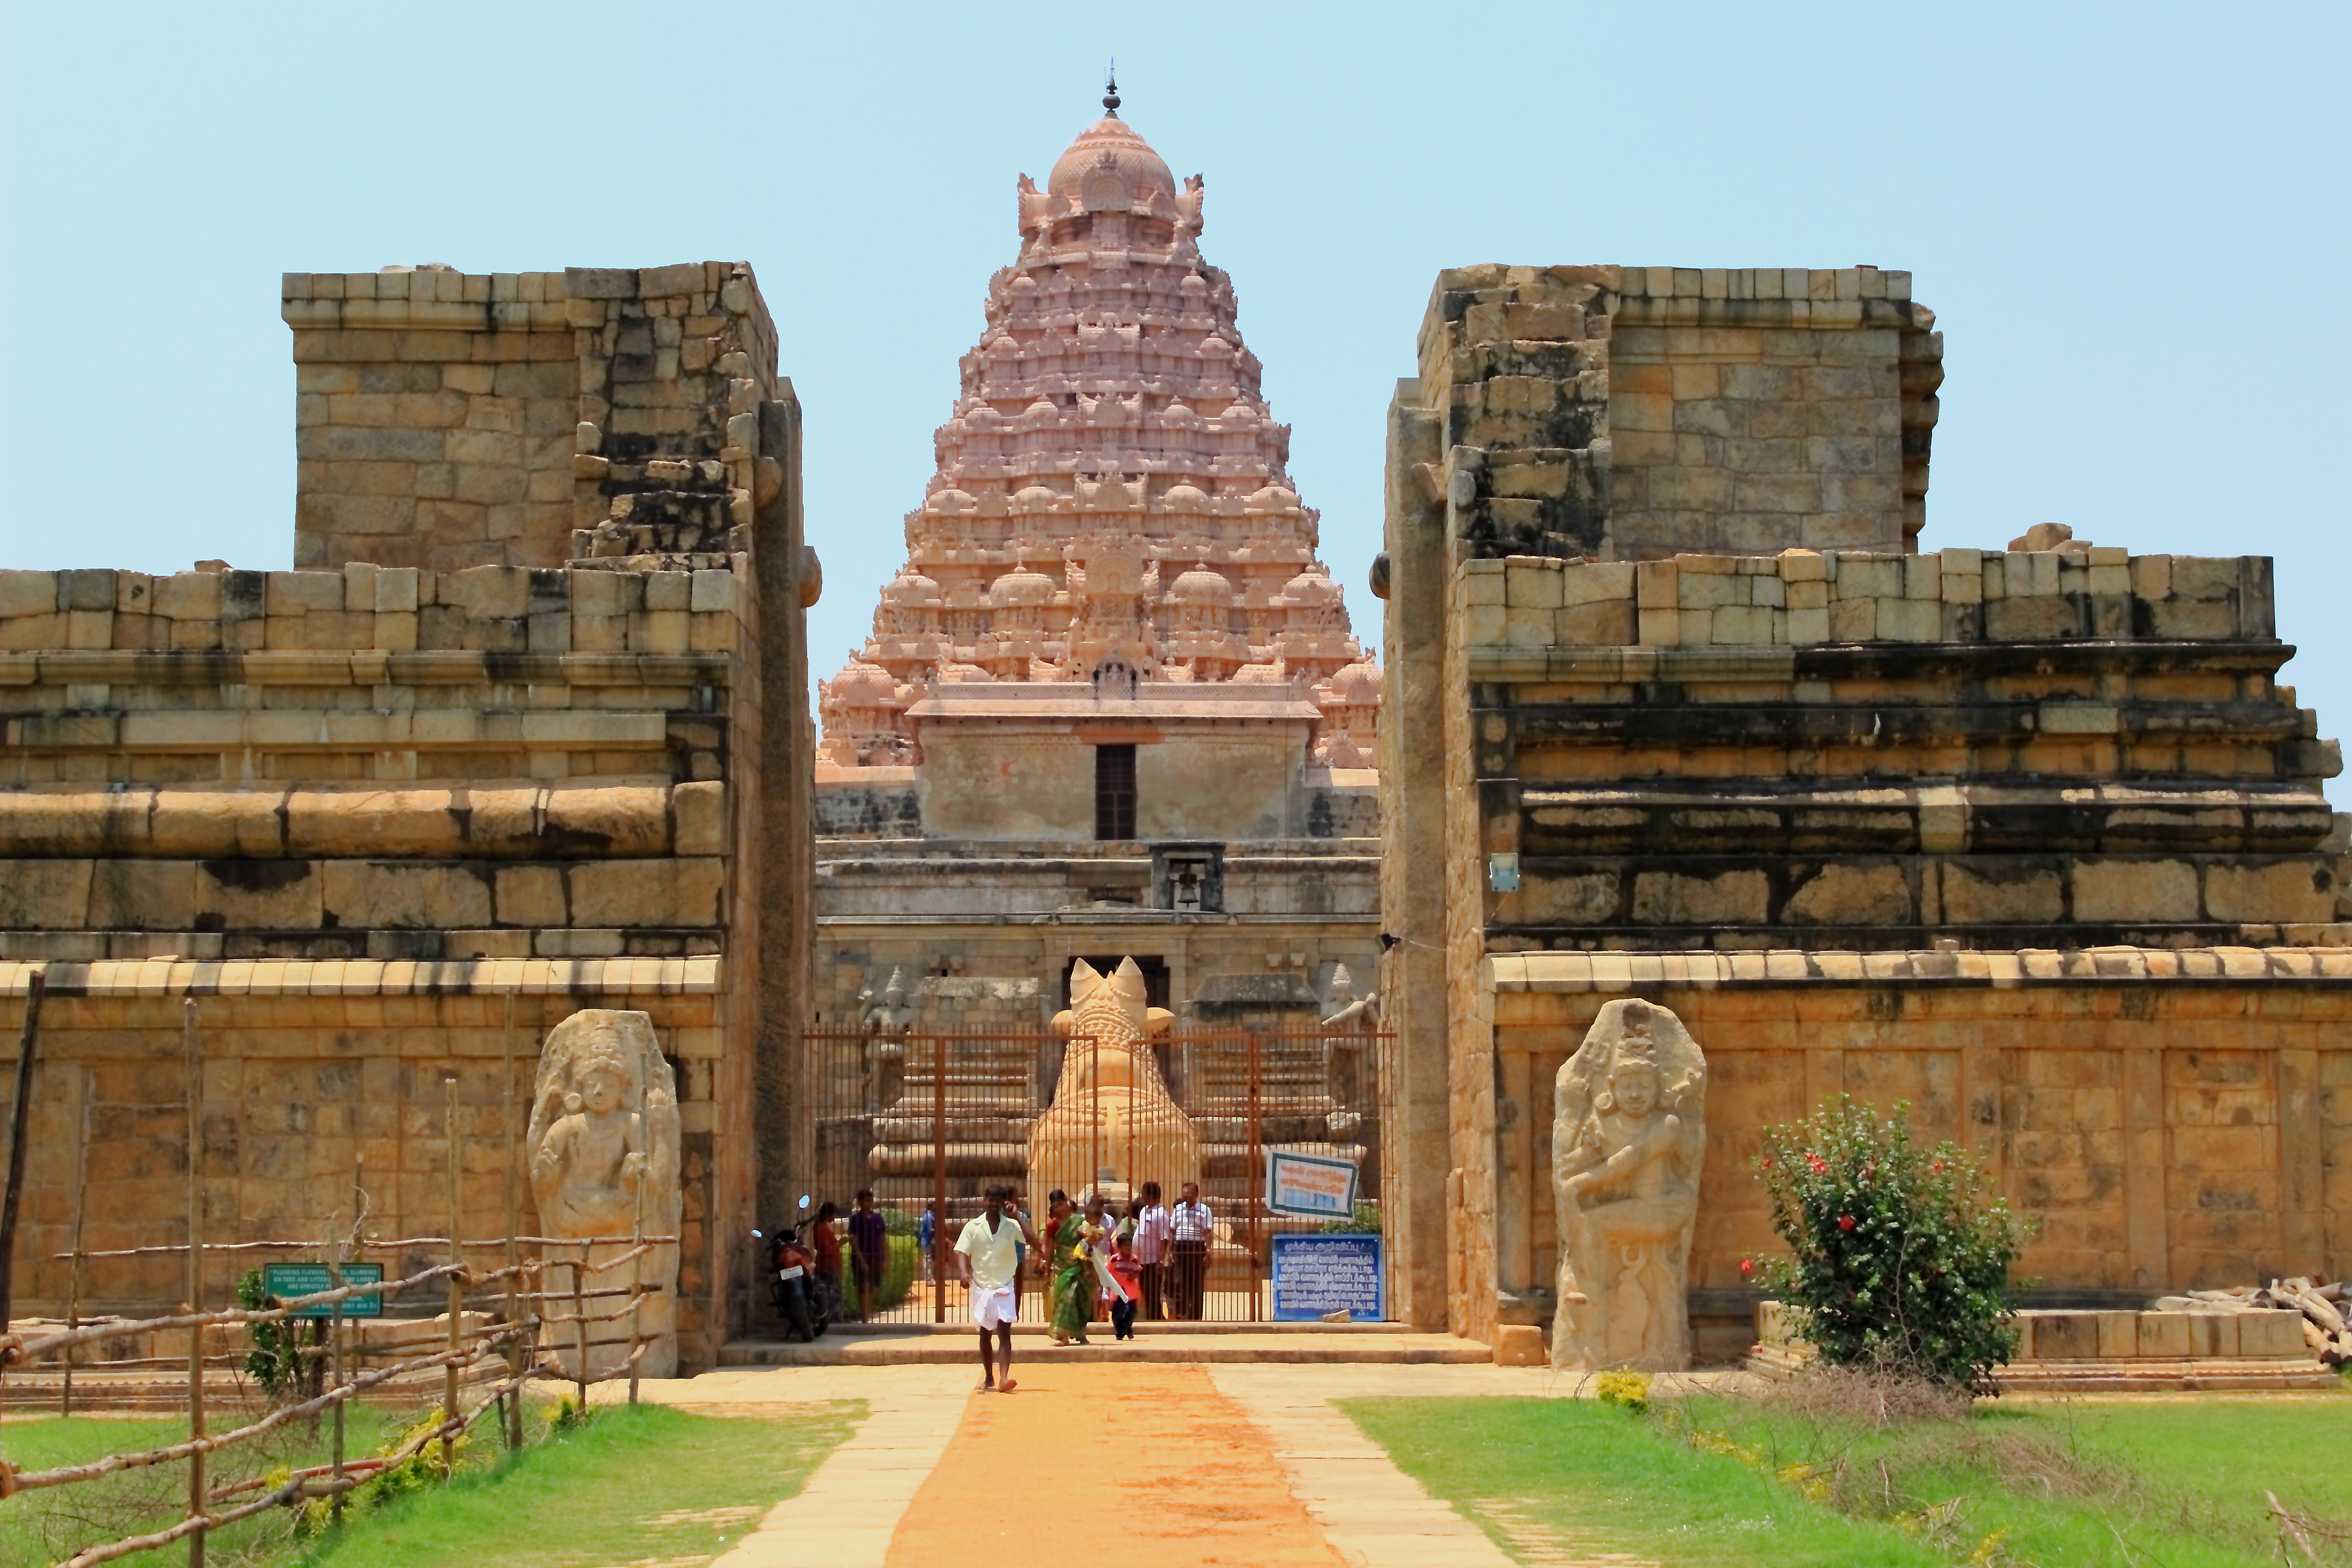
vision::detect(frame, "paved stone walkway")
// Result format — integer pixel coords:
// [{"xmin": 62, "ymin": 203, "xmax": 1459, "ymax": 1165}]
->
[{"xmin": 614, "ymin": 1359, "xmax": 1731, "ymax": 1566}]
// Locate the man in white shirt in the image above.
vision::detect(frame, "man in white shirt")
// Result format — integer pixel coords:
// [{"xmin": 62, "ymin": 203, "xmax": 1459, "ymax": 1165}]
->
[
  {"xmin": 955, "ymin": 1184, "xmax": 1039, "ymax": 1392},
  {"xmin": 1168, "ymin": 1181, "xmax": 1213, "ymax": 1321},
  {"xmin": 1132, "ymin": 1180, "xmax": 1172, "ymax": 1322}
]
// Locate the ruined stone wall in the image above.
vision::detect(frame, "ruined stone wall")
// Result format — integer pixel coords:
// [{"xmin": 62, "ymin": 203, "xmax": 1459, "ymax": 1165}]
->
[
  {"xmin": 1455, "ymin": 548, "xmax": 2341, "ymax": 952},
  {"xmin": 1482, "ymin": 952, "xmax": 2352, "ymax": 1362},
  {"xmin": 1383, "ymin": 264, "xmax": 2346, "ymax": 1354},
  {"xmin": 1416, "ymin": 265, "xmax": 1939, "ymax": 562},
  {"xmin": 285, "ymin": 264, "xmax": 781, "ymax": 573},
  {"xmin": 3, "ymin": 261, "xmax": 814, "ymax": 1367},
  {"xmin": 0, "ymin": 563, "xmax": 751, "ymax": 961},
  {"xmin": 0, "ymin": 961, "xmax": 738, "ymax": 1369}
]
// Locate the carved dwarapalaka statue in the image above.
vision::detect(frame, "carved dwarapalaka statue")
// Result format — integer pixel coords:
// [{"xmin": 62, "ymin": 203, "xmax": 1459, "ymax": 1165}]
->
[
  {"xmin": 528, "ymin": 1009, "xmax": 682, "ymax": 1378},
  {"xmin": 1550, "ymin": 999, "xmax": 1707, "ymax": 1371}
]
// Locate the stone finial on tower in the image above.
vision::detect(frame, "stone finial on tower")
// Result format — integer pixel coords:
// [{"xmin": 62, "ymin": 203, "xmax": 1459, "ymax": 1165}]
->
[{"xmin": 1103, "ymin": 63, "xmax": 1120, "ymax": 115}]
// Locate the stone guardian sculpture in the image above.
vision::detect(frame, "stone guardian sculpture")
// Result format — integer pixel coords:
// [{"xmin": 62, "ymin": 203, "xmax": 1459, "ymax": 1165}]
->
[
  {"xmin": 1550, "ymin": 999, "xmax": 1706, "ymax": 1371},
  {"xmin": 528, "ymin": 1009, "xmax": 682, "ymax": 1378}
]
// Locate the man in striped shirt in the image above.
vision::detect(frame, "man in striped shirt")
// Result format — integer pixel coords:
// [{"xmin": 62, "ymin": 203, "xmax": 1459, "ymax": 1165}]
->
[
  {"xmin": 1168, "ymin": 1182, "xmax": 1212, "ymax": 1321},
  {"xmin": 1131, "ymin": 1181, "xmax": 1171, "ymax": 1321}
]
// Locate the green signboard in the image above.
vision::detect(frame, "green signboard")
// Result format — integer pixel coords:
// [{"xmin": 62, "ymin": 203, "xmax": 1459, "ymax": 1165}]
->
[{"xmin": 262, "ymin": 1262, "xmax": 384, "ymax": 1319}]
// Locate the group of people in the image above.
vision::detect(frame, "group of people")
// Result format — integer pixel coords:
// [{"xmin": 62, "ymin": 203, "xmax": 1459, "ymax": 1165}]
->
[
  {"xmin": 950, "ymin": 1180, "xmax": 1215, "ymax": 1392},
  {"xmin": 803, "ymin": 1189, "xmax": 893, "ymax": 1323}
]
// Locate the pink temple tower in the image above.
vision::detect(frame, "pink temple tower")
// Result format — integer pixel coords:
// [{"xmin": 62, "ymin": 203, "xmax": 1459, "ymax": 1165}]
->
[{"xmin": 819, "ymin": 86, "xmax": 1380, "ymax": 784}]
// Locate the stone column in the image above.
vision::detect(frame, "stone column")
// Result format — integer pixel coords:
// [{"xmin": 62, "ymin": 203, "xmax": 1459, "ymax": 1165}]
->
[
  {"xmin": 755, "ymin": 390, "xmax": 814, "ymax": 1237},
  {"xmin": 1378, "ymin": 377, "xmax": 1450, "ymax": 1329}
]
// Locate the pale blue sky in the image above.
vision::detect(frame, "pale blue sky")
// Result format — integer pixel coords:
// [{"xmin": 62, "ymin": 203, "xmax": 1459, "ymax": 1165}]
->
[{"xmin": 3, "ymin": 2, "xmax": 2344, "ymax": 797}]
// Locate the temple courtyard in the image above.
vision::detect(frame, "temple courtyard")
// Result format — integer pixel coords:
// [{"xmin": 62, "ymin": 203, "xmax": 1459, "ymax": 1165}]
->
[{"xmin": 9, "ymin": 1362, "xmax": 2342, "ymax": 1568}]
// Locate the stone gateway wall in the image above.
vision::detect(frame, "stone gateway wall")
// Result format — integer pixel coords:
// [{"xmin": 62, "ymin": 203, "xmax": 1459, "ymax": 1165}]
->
[
  {"xmin": 1483, "ymin": 952, "xmax": 2352, "ymax": 1363},
  {"xmin": 0, "ymin": 262, "xmax": 815, "ymax": 1372},
  {"xmin": 1377, "ymin": 262, "xmax": 2352, "ymax": 1359},
  {"xmin": 0, "ymin": 960, "xmax": 741, "ymax": 1371}
]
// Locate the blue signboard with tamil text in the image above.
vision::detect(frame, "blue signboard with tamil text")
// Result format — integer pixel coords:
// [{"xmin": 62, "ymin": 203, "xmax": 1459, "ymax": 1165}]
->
[{"xmin": 1269, "ymin": 1233, "xmax": 1384, "ymax": 1322}]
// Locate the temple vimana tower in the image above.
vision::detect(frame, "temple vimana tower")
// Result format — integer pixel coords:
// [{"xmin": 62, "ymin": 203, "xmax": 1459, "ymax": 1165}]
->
[
  {"xmin": 813, "ymin": 89, "xmax": 1385, "ymax": 1035},
  {"xmin": 1, "ymin": 88, "xmax": 2349, "ymax": 1370}
]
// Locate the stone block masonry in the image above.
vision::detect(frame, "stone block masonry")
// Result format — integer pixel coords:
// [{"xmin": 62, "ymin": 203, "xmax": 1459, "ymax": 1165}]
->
[
  {"xmin": 284, "ymin": 264, "xmax": 782, "ymax": 573},
  {"xmin": 1, "ymin": 260, "xmax": 816, "ymax": 1372},
  {"xmin": 1416, "ymin": 265, "xmax": 1939, "ymax": 561},
  {"xmin": 1379, "ymin": 265, "xmax": 2350, "ymax": 1355},
  {"xmin": 0, "ymin": 960, "xmax": 741, "ymax": 1372}
]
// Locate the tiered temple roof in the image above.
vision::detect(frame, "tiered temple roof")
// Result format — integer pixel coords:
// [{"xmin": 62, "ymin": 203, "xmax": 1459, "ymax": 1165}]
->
[{"xmin": 819, "ymin": 90, "xmax": 1378, "ymax": 772}]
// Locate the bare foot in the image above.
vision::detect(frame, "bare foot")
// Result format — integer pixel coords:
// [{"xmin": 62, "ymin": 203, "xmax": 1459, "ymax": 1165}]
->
[
  {"xmin": 978, "ymin": 1381, "xmax": 995, "ymax": 1393},
  {"xmin": 999, "ymin": 1377, "xmax": 1017, "ymax": 1393}
]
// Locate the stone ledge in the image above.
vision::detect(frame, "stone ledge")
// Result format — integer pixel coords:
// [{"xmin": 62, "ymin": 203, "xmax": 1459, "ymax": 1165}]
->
[
  {"xmin": 1, "ymin": 649, "xmax": 735, "ymax": 688},
  {"xmin": 0, "ymin": 955, "xmax": 720, "ymax": 997},
  {"xmin": 1485, "ymin": 945, "xmax": 2352, "ymax": 990}
]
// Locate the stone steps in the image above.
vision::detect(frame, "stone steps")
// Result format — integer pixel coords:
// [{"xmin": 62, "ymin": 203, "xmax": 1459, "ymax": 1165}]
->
[{"xmin": 719, "ymin": 1328, "xmax": 1490, "ymax": 1367}]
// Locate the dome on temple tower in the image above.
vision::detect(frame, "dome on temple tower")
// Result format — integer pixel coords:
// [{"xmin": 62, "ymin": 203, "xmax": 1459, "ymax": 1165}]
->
[
  {"xmin": 822, "ymin": 89, "xmax": 1377, "ymax": 758},
  {"xmin": 1168, "ymin": 562, "xmax": 1234, "ymax": 606},
  {"xmin": 989, "ymin": 564, "xmax": 1055, "ymax": 608},
  {"xmin": 1048, "ymin": 114, "xmax": 1177, "ymax": 214}
]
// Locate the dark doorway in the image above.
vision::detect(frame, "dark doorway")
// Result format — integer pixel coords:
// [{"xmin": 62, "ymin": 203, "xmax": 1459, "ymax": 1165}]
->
[{"xmin": 1094, "ymin": 743, "xmax": 1137, "ymax": 839}]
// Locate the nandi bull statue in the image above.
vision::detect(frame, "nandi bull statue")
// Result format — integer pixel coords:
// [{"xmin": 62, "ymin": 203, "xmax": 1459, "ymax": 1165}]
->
[{"xmin": 1025, "ymin": 957, "xmax": 1200, "ymax": 1205}]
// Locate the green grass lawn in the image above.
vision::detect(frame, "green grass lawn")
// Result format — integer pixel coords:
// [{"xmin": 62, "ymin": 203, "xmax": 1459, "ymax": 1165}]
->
[
  {"xmin": 1348, "ymin": 1392, "xmax": 2352, "ymax": 1568},
  {"xmin": 287, "ymin": 1401, "xmax": 858, "ymax": 1568},
  {"xmin": 1, "ymin": 1405, "xmax": 408, "ymax": 1568},
  {"xmin": 1345, "ymin": 1397, "xmax": 1940, "ymax": 1566},
  {"xmin": 1, "ymin": 1399, "xmax": 858, "ymax": 1568}
]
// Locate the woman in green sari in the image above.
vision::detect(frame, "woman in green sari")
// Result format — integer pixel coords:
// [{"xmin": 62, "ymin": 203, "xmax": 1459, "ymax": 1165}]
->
[
  {"xmin": 1040, "ymin": 1191, "xmax": 1084, "ymax": 1344},
  {"xmin": 1049, "ymin": 1190, "xmax": 1111, "ymax": 1346}
]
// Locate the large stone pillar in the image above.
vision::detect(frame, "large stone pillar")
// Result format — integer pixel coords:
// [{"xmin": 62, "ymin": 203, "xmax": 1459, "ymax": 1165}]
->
[
  {"xmin": 1378, "ymin": 378, "xmax": 1450, "ymax": 1329},
  {"xmin": 754, "ymin": 389, "xmax": 815, "ymax": 1239}
]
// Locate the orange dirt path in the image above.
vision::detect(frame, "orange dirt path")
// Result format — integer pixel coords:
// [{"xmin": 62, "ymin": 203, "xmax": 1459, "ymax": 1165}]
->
[{"xmin": 883, "ymin": 1362, "xmax": 1347, "ymax": 1568}]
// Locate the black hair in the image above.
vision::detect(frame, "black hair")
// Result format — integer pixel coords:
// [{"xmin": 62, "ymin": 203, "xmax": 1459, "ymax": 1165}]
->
[
  {"xmin": 1047, "ymin": 1188, "xmax": 1069, "ymax": 1205},
  {"xmin": 855, "ymin": 1188, "xmax": 874, "ymax": 1201},
  {"xmin": 1141, "ymin": 1181, "xmax": 1161, "ymax": 1200},
  {"xmin": 816, "ymin": 1200, "xmax": 839, "ymax": 1220}
]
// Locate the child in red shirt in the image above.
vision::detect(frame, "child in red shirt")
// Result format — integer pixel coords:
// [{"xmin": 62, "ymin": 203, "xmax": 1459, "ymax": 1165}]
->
[{"xmin": 1105, "ymin": 1234, "xmax": 1143, "ymax": 1342}]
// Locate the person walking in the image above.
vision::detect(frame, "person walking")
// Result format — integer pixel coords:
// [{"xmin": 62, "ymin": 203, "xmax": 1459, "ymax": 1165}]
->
[
  {"xmin": 1042, "ymin": 1191, "xmax": 1091, "ymax": 1345},
  {"xmin": 918, "ymin": 1200, "xmax": 938, "ymax": 1283},
  {"xmin": 848, "ymin": 1188, "xmax": 888, "ymax": 1321},
  {"xmin": 1132, "ymin": 1181, "xmax": 1171, "ymax": 1321},
  {"xmin": 1169, "ymin": 1181, "xmax": 1212, "ymax": 1321},
  {"xmin": 955, "ymin": 1185, "xmax": 1038, "ymax": 1393}
]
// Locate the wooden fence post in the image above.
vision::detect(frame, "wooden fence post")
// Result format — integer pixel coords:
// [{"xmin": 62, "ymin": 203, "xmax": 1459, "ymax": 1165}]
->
[
  {"xmin": 441, "ymin": 1071, "xmax": 461, "ymax": 1474},
  {"xmin": 63, "ymin": 1061, "xmax": 89, "ymax": 1417},
  {"xmin": 501, "ymin": 992, "xmax": 524, "ymax": 1450},
  {"xmin": 184, "ymin": 998, "xmax": 207, "ymax": 1568},
  {"xmin": 572, "ymin": 1240, "xmax": 589, "ymax": 1413}
]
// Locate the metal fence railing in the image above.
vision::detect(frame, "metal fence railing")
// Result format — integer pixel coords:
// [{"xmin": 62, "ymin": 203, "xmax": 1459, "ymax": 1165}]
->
[{"xmin": 806, "ymin": 1024, "xmax": 1394, "ymax": 1327}]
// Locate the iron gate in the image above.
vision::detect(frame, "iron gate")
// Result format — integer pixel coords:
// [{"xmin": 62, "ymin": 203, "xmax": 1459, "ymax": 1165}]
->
[{"xmin": 804, "ymin": 1024, "xmax": 1395, "ymax": 1325}]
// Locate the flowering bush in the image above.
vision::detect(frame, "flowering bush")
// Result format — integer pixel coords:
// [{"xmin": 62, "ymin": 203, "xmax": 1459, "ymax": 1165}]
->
[{"xmin": 1753, "ymin": 1094, "xmax": 2024, "ymax": 1391}]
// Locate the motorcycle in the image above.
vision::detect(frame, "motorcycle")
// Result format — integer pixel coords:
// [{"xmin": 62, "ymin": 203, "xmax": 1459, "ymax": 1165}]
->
[{"xmin": 755, "ymin": 1195, "xmax": 830, "ymax": 1343}]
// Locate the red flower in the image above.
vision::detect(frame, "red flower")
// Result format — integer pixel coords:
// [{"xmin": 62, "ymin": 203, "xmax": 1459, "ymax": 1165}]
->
[
  {"xmin": 1740, "ymin": 1258, "xmax": 1754, "ymax": 1277},
  {"xmin": 1805, "ymin": 1152, "xmax": 1828, "ymax": 1175},
  {"xmin": 1860, "ymin": 1164, "xmax": 1874, "ymax": 1181},
  {"xmin": 1930, "ymin": 1158, "xmax": 1945, "ymax": 1175},
  {"xmin": 1760, "ymin": 1156, "xmax": 1773, "ymax": 1170},
  {"xmin": 1838, "ymin": 1214, "xmax": 1857, "ymax": 1232}
]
